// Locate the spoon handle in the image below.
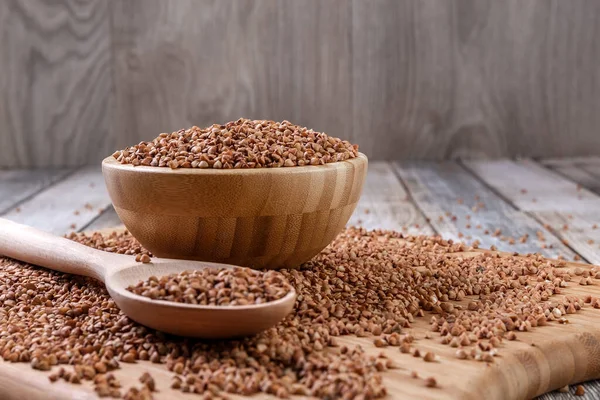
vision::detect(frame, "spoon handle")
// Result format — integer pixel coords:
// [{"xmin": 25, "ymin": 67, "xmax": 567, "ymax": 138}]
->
[{"xmin": 0, "ymin": 218, "xmax": 130, "ymax": 282}]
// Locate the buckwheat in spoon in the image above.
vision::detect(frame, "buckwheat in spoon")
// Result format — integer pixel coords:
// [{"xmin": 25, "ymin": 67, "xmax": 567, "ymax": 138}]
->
[{"xmin": 0, "ymin": 218, "xmax": 296, "ymax": 338}]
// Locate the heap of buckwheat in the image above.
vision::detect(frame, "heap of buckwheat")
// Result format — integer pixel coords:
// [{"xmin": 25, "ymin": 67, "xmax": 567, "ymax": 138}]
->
[
  {"xmin": 67, "ymin": 231, "xmax": 151, "ymax": 258},
  {"xmin": 127, "ymin": 268, "xmax": 292, "ymax": 306},
  {"xmin": 112, "ymin": 118, "xmax": 359, "ymax": 169},
  {"xmin": 0, "ymin": 227, "xmax": 593, "ymax": 399}
]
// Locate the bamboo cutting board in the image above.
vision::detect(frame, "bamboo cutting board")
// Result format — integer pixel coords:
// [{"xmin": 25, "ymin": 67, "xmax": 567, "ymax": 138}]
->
[{"xmin": 2, "ymin": 231, "xmax": 600, "ymax": 400}]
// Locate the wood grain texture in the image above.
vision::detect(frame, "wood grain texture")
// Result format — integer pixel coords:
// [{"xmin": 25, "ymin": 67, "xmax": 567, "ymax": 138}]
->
[
  {"xmin": 4, "ymin": 229, "xmax": 600, "ymax": 399},
  {"xmin": 352, "ymin": 0, "xmax": 600, "ymax": 160},
  {"xmin": 538, "ymin": 383, "xmax": 600, "ymax": 400},
  {"xmin": 109, "ymin": 0, "xmax": 352, "ymax": 155},
  {"xmin": 0, "ymin": 168, "xmax": 73, "ymax": 214},
  {"xmin": 394, "ymin": 161, "xmax": 577, "ymax": 260},
  {"xmin": 0, "ymin": 0, "xmax": 114, "ymax": 167},
  {"xmin": 464, "ymin": 160, "xmax": 600, "ymax": 213},
  {"xmin": 2, "ymin": 165, "xmax": 112, "ymax": 234},
  {"xmin": 578, "ymin": 162, "xmax": 600, "ymax": 183},
  {"xmin": 81, "ymin": 204, "xmax": 122, "ymax": 232},
  {"xmin": 3, "ymin": 163, "xmax": 600, "ymax": 397},
  {"xmin": 4, "ymin": 0, "xmax": 600, "ymax": 166},
  {"xmin": 394, "ymin": 160, "xmax": 600, "ymax": 398},
  {"xmin": 351, "ymin": 0, "xmax": 457, "ymax": 159},
  {"xmin": 102, "ymin": 154, "xmax": 367, "ymax": 269},
  {"xmin": 464, "ymin": 159, "xmax": 600, "ymax": 265},
  {"xmin": 544, "ymin": 163, "xmax": 600, "ymax": 195},
  {"xmin": 541, "ymin": 157, "xmax": 600, "ymax": 168},
  {"xmin": 347, "ymin": 162, "xmax": 434, "ymax": 235}
]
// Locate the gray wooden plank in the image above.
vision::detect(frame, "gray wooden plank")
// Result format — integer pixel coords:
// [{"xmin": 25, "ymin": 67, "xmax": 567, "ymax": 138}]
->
[
  {"xmin": 110, "ymin": 0, "xmax": 352, "ymax": 157},
  {"xmin": 578, "ymin": 162, "xmax": 600, "ymax": 183},
  {"xmin": 464, "ymin": 159, "xmax": 600, "ymax": 213},
  {"xmin": 352, "ymin": 0, "xmax": 600, "ymax": 160},
  {"xmin": 538, "ymin": 383, "xmax": 600, "ymax": 400},
  {"xmin": 541, "ymin": 156, "xmax": 600, "ymax": 168},
  {"xmin": 2, "ymin": 166, "xmax": 112, "ymax": 235},
  {"xmin": 4, "ymin": 1, "xmax": 600, "ymax": 166},
  {"xmin": 0, "ymin": 0, "xmax": 114, "ymax": 167},
  {"xmin": 347, "ymin": 162, "xmax": 434, "ymax": 235},
  {"xmin": 543, "ymin": 163, "xmax": 600, "ymax": 195},
  {"xmin": 394, "ymin": 161, "xmax": 577, "ymax": 259},
  {"xmin": 351, "ymin": 0, "xmax": 457, "ymax": 158},
  {"xmin": 0, "ymin": 168, "xmax": 74, "ymax": 214},
  {"xmin": 398, "ymin": 160, "xmax": 600, "ymax": 399},
  {"xmin": 464, "ymin": 159, "xmax": 600, "ymax": 265},
  {"xmin": 81, "ymin": 205, "xmax": 122, "ymax": 232}
]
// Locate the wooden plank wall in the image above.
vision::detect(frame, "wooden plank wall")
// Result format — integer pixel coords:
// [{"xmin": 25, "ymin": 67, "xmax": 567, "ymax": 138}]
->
[
  {"xmin": 2, "ymin": 0, "xmax": 600, "ymax": 167},
  {"xmin": 0, "ymin": 0, "xmax": 114, "ymax": 168}
]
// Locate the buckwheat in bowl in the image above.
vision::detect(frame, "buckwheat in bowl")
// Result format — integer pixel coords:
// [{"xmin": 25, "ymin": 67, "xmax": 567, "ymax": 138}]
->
[{"xmin": 102, "ymin": 118, "xmax": 367, "ymax": 269}]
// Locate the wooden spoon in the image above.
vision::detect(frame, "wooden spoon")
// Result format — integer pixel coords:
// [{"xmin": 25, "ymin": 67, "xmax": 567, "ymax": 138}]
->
[{"xmin": 0, "ymin": 218, "xmax": 296, "ymax": 338}]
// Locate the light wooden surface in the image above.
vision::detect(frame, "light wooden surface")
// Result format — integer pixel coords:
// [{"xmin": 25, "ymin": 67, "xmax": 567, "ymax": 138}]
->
[
  {"xmin": 4, "ymin": 158, "xmax": 600, "ymax": 398},
  {"xmin": 347, "ymin": 163, "xmax": 434, "ymax": 235},
  {"xmin": 0, "ymin": 168, "xmax": 73, "ymax": 214},
  {"xmin": 2, "ymin": 166, "xmax": 113, "ymax": 234},
  {"xmin": 102, "ymin": 155, "xmax": 367, "ymax": 269},
  {"xmin": 394, "ymin": 161, "xmax": 576, "ymax": 259},
  {"xmin": 464, "ymin": 159, "xmax": 600, "ymax": 265},
  {"xmin": 4, "ymin": 0, "xmax": 600, "ymax": 167},
  {"xmin": 2, "ymin": 230, "xmax": 600, "ymax": 399},
  {"xmin": 545, "ymin": 164, "xmax": 600, "ymax": 195}
]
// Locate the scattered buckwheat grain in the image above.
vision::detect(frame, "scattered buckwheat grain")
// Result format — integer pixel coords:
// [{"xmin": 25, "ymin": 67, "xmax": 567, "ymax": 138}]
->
[
  {"xmin": 0, "ymin": 225, "xmax": 593, "ymax": 399},
  {"xmin": 139, "ymin": 372, "xmax": 155, "ymax": 392},
  {"xmin": 123, "ymin": 386, "xmax": 153, "ymax": 400},
  {"xmin": 424, "ymin": 377, "xmax": 437, "ymax": 388}
]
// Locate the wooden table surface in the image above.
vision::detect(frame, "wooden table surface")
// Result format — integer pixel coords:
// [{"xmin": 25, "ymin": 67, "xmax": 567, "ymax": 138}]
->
[{"xmin": 3, "ymin": 157, "xmax": 600, "ymax": 399}]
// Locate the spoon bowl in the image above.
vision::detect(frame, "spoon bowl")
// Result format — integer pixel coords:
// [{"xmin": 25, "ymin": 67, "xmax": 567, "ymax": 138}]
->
[
  {"xmin": 106, "ymin": 258, "xmax": 296, "ymax": 337},
  {"xmin": 0, "ymin": 219, "xmax": 296, "ymax": 338}
]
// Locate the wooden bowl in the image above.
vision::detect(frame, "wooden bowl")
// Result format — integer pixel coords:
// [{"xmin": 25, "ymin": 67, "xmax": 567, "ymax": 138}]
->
[{"xmin": 101, "ymin": 153, "xmax": 367, "ymax": 269}]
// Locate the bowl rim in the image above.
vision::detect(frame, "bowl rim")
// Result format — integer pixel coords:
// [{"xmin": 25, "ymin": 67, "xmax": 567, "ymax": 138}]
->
[{"xmin": 102, "ymin": 152, "xmax": 368, "ymax": 176}]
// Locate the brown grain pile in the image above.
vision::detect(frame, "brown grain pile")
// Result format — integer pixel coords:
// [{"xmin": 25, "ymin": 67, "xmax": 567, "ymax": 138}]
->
[
  {"xmin": 0, "ymin": 227, "xmax": 593, "ymax": 399},
  {"xmin": 67, "ymin": 230, "xmax": 151, "ymax": 257},
  {"xmin": 127, "ymin": 268, "xmax": 291, "ymax": 306},
  {"xmin": 112, "ymin": 118, "xmax": 359, "ymax": 169}
]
